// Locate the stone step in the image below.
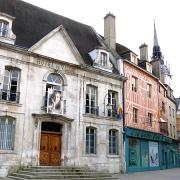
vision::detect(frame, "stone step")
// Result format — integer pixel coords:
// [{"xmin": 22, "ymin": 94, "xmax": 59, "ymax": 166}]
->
[
  {"xmin": 9, "ymin": 177, "xmax": 117, "ymax": 180},
  {"xmin": 22, "ymin": 168, "xmax": 96, "ymax": 172},
  {"xmin": 11, "ymin": 172, "xmax": 113, "ymax": 178},
  {"xmin": 8, "ymin": 166, "xmax": 118, "ymax": 180},
  {"xmin": 20, "ymin": 171, "xmax": 112, "ymax": 176}
]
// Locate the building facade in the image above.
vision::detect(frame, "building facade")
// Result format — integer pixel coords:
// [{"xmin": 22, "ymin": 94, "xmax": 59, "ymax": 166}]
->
[
  {"xmin": 121, "ymin": 24, "xmax": 179, "ymax": 172},
  {"xmin": 0, "ymin": 0, "xmax": 127, "ymax": 177}
]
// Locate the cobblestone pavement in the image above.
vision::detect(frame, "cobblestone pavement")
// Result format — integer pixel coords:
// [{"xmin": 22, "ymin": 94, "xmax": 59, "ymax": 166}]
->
[
  {"xmin": 115, "ymin": 168, "xmax": 180, "ymax": 180},
  {"xmin": 1, "ymin": 168, "xmax": 180, "ymax": 180}
]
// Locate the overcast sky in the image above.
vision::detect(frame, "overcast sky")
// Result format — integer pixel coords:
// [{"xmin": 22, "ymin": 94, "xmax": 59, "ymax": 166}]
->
[{"xmin": 23, "ymin": 0, "xmax": 180, "ymax": 97}]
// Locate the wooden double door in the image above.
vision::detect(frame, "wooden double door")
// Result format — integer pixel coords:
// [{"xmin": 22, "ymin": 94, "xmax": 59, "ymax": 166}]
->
[{"xmin": 40, "ymin": 132, "xmax": 61, "ymax": 166}]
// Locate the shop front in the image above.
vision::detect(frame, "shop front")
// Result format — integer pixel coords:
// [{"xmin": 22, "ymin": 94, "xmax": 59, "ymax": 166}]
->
[{"xmin": 125, "ymin": 127, "xmax": 179, "ymax": 172}]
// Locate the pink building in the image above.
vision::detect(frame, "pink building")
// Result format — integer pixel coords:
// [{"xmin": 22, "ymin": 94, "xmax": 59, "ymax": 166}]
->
[{"xmin": 124, "ymin": 59, "xmax": 160, "ymax": 133}]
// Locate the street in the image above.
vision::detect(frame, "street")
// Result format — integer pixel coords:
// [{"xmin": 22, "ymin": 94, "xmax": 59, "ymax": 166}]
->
[
  {"xmin": 1, "ymin": 168, "xmax": 180, "ymax": 180},
  {"xmin": 115, "ymin": 168, "xmax": 180, "ymax": 180}
]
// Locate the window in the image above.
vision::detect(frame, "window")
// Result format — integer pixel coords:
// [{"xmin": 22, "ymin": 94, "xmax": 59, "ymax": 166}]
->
[
  {"xmin": 1, "ymin": 66, "xmax": 20, "ymax": 103},
  {"xmin": 100, "ymin": 52, "xmax": 107, "ymax": 66},
  {"xmin": 45, "ymin": 73, "xmax": 63, "ymax": 114},
  {"xmin": 172, "ymin": 109, "xmax": 175, "ymax": 118},
  {"xmin": 129, "ymin": 138, "xmax": 140, "ymax": 167},
  {"xmin": 133, "ymin": 108, "xmax": 138, "ymax": 123},
  {"xmin": 107, "ymin": 91, "xmax": 118, "ymax": 117},
  {"xmin": 148, "ymin": 113, "xmax": 153, "ymax": 126},
  {"xmin": 86, "ymin": 127, "xmax": 96, "ymax": 154},
  {"xmin": 86, "ymin": 85, "xmax": 98, "ymax": 115},
  {"xmin": 0, "ymin": 116, "xmax": 15, "ymax": 150},
  {"xmin": 173, "ymin": 126, "xmax": 175, "ymax": 138},
  {"xmin": 169, "ymin": 106, "xmax": 171, "ymax": 116},
  {"xmin": 109, "ymin": 129, "xmax": 118, "ymax": 155},
  {"xmin": 162, "ymin": 102, "xmax": 165, "ymax": 113},
  {"xmin": 132, "ymin": 76, "xmax": 137, "ymax": 92},
  {"xmin": 147, "ymin": 84, "xmax": 152, "ymax": 98},
  {"xmin": 170, "ymin": 124, "xmax": 172, "ymax": 137},
  {"xmin": 0, "ymin": 20, "xmax": 8, "ymax": 37}
]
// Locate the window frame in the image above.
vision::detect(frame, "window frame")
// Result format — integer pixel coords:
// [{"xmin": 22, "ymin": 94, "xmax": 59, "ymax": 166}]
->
[
  {"xmin": 109, "ymin": 129, "xmax": 119, "ymax": 155},
  {"xmin": 1, "ymin": 66, "xmax": 21, "ymax": 103},
  {"xmin": 133, "ymin": 107, "xmax": 138, "ymax": 123},
  {"xmin": 85, "ymin": 127, "xmax": 97, "ymax": 154},
  {"xmin": 148, "ymin": 112, "xmax": 153, "ymax": 126},
  {"xmin": 100, "ymin": 52, "xmax": 108, "ymax": 67},
  {"xmin": 132, "ymin": 76, "xmax": 137, "ymax": 92},
  {"xmin": 0, "ymin": 20, "xmax": 9, "ymax": 37},
  {"xmin": 0, "ymin": 116, "xmax": 15, "ymax": 150},
  {"xmin": 147, "ymin": 83, "xmax": 152, "ymax": 98},
  {"xmin": 107, "ymin": 90, "xmax": 118, "ymax": 118},
  {"xmin": 85, "ymin": 85, "xmax": 98, "ymax": 115}
]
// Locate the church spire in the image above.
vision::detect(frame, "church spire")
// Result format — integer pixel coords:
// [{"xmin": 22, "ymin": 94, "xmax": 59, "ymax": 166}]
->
[{"xmin": 152, "ymin": 21, "xmax": 162, "ymax": 61}]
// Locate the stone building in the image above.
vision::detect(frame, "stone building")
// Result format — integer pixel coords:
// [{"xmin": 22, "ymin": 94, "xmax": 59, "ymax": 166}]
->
[{"xmin": 0, "ymin": 0, "xmax": 127, "ymax": 177}]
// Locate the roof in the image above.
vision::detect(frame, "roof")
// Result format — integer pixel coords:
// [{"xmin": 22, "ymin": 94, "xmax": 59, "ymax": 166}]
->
[
  {"xmin": 0, "ymin": 0, "xmax": 131, "ymax": 68},
  {"xmin": 0, "ymin": 0, "xmax": 101, "ymax": 65}
]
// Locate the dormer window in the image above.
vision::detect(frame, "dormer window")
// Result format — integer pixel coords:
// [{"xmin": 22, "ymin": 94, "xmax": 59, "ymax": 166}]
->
[
  {"xmin": 0, "ymin": 12, "xmax": 16, "ymax": 44},
  {"xmin": 88, "ymin": 48, "xmax": 112, "ymax": 72},
  {"xmin": 100, "ymin": 52, "xmax": 107, "ymax": 66},
  {"xmin": 0, "ymin": 20, "xmax": 8, "ymax": 37}
]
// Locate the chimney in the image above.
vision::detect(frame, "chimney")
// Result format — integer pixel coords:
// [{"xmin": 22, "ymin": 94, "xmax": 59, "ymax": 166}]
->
[
  {"xmin": 104, "ymin": 13, "xmax": 116, "ymax": 50},
  {"xmin": 139, "ymin": 43, "xmax": 148, "ymax": 61}
]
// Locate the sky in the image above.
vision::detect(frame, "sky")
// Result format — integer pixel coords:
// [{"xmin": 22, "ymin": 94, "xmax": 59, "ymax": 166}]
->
[{"xmin": 23, "ymin": 0, "xmax": 180, "ymax": 97}]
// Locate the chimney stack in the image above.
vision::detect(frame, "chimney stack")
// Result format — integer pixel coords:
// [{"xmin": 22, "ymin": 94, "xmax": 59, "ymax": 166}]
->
[
  {"xmin": 139, "ymin": 43, "xmax": 148, "ymax": 61},
  {"xmin": 104, "ymin": 13, "xmax": 116, "ymax": 50}
]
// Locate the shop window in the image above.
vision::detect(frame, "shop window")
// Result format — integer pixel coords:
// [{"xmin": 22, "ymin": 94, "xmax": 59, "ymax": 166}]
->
[
  {"xmin": 141, "ymin": 141, "xmax": 149, "ymax": 167},
  {"xmin": 85, "ymin": 85, "xmax": 98, "ymax": 115},
  {"xmin": 0, "ymin": 116, "xmax": 15, "ymax": 150},
  {"xmin": 1, "ymin": 66, "xmax": 20, "ymax": 103},
  {"xmin": 129, "ymin": 138, "xmax": 140, "ymax": 167},
  {"xmin": 132, "ymin": 76, "xmax": 137, "ymax": 92},
  {"xmin": 133, "ymin": 108, "xmax": 138, "ymax": 123},
  {"xmin": 0, "ymin": 20, "xmax": 8, "ymax": 37},
  {"xmin": 107, "ymin": 91, "xmax": 118, "ymax": 117},
  {"xmin": 86, "ymin": 127, "xmax": 96, "ymax": 154},
  {"xmin": 109, "ymin": 129, "xmax": 118, "ymax": 155},
  {"xmin": 45, "ymin": 73, "xmax": 63, "ymax": 114}
]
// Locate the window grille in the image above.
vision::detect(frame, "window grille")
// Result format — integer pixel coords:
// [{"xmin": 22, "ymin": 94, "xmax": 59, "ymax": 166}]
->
[{"xmin": 0, "ymin": 117, "xmax": 15, "ymax": 150}]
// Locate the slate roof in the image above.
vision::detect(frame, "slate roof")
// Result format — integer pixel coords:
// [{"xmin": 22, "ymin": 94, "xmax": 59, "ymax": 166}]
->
[{"xmin": 0, "ymin": 0, "xmax": 130, "ymax": 67}]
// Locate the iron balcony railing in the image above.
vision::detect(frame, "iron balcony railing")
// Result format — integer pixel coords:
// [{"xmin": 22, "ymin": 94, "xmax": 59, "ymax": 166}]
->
[
  {"xmin": 85, "ymin": 105, "xmax": 99, "ymax": 116},
  {"xmin": 0, "ymin": 89, "xmax": 20, "ymax": 103}
]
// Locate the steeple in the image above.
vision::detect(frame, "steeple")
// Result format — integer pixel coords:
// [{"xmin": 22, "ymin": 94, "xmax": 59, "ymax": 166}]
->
[{"xmin": 152, "ymin": 21, "xmax": 163, "ymax": 61}]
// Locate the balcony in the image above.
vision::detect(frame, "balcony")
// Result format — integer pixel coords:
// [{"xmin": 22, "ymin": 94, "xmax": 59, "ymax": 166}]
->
[
  {"xmin": 85, "ymin": 105, "xmax": 99, "ymax": 116},
  {"xmin": 0, "ymin": 89, "xmax": 20, "ymax": 103}
]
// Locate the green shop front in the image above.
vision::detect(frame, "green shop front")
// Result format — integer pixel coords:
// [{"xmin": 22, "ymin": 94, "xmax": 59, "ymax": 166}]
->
[{"xmin": 125, "ymin": 127, "xmax": 179, "ymax": 172}]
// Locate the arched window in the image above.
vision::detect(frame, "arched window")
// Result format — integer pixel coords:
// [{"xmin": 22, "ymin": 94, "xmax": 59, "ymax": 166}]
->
[
  {"xmin": 109, "ymin": 129, "xmax": 118, "ymax": 155},
  {"xmin": 0, "ymin": 20, "xmax": 9, "ymax": 37},
  {"xmin": 0, "ymin": 116, "xmax": 15, "ymax": 150},
  {"xmin": 1, "ymin": 66, "xmax": 20, "ymax": 103},
  {"xmin": 86, "ymin": 127, "xmax": 96, "ymax": 154},
  {"xmin": 45, "ymin": 73, "xmax": 63, "ymax": 114}
]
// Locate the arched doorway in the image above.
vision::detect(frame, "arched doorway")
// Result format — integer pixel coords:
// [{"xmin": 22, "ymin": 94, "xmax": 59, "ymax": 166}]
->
[{"xmin": 40, "ymin": 122, "xmax": 62, "ymax": 166}]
